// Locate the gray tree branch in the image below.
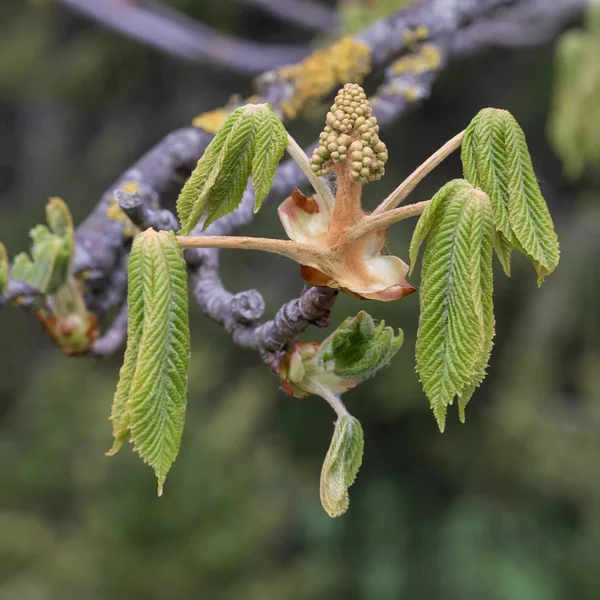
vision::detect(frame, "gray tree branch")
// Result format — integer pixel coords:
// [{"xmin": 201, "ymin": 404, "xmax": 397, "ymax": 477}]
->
[
  {"xmin": 55, "ymin": 0, "xmax": 310, "ymax": 74},
  {"xmin": 2, "ymin": 0, "xmax": 590, "ymax": 368}
]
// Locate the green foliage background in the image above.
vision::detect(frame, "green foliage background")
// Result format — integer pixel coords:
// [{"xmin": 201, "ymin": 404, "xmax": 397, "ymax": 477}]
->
[{"xmin": 1, "ymin": 1, "xmax": 600, "ymax": 599}]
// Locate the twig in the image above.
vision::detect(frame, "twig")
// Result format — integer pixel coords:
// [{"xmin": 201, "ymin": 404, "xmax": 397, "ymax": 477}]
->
[
  {"xmin": 115, "ymin": 189, "xmax": 179, "ymax": 232},
  {"xmin": 0, "ymin": 279, "xmax": 41, "ymax": 311},
  {"xmin": 3, "ymin": 0, "xmax": 590, "ymax": 362},
  {"xmin": 346, "ymin": 200, "xmax": 431, "ymax": 243},
  {"xmin": 87, "ymin": 304, "xmax": 128, "ymax": 357},
  {"xmin": 191, "ymin": 262, "xmax": 337, "ymax": 369}
]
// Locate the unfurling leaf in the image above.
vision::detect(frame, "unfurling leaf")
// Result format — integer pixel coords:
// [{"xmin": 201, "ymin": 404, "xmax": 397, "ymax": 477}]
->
[
  {"xmin": 108, "ymin": 229, "xmax": 190, "ymax": 496},
  {"xmin": 279, "ymin": 312, "xmax": 403, "ymax": 400},
  {"xmin": 12, "ymin": 197, "xmax": 74, "ymax": 294},
  {"xmin": 414, "ymin": 180, "xmax": 495, "ymax": 432},
  {"xmin": 0, "ymin": 242, "xmax": 8, "ymax": 295},
  {"xmin": 319, "ymin": 311, "xmax": 403, "ymax": 380},
  {"xmin": 177, "ymin": 103, "xmax": 288, "ymax": 234},
  {"xmin": 461, "ymin": 108, "xmax": 559, "ymax": 284},
  {"xmin": 320, "ymin": 415, "xmax": 364, "ymax": 518}
]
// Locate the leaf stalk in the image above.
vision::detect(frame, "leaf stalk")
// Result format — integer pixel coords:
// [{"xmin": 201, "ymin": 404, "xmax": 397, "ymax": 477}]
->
[
  {"xmin": 286, "ymin": 134, "xmax": 336, "ymax": 211},
  {"xmin": 371, "ymin": 130, "xmax": 465, "ymax": 216}
]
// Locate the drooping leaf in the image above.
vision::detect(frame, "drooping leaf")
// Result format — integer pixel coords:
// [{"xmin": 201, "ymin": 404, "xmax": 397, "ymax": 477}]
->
[
  {"xmin": 11, "ymin": 197, "xmax": 74, "ymax": 294},
  {"xmin": 415, "ymin": 180, "xmax": 494, "ymax": 431},
  {"xmin": 0, "ymin": 242, "xmax": 8, "ymax": 295},
  {"xmin": 107, "ymin": 235, "xmax": 146, "ymax": 454},
  {"xmin": 107, "ymin": 229, "xmax": 190, "ymax": 496},
  {"xmin": 504, "ymin": 117, "xmax": 560, "ymax": 284},
  {"xmin": 462, "ymin": 108, "xmax": 511, "ymax": 238},
  {"xmin": 462, "ymin": 108, "xmax": 560, "ymax": 284},
  {"xmin": 177, "ymin": 104, "xmax": 288, "ymax": 234},
  {"xmin": 319, "ymin": 311, "xmax": 403, "ymax": 380},
  {"xmin": 409, "ymin": 179, "xmax": 471, "ymax": 274},
  {"xmin": 320, "ymin": 415, "xmax": 364, "ymax": 518},
  {"xmin": 457, "ymin": 188, "xmax": 495, "ymax": 423}
]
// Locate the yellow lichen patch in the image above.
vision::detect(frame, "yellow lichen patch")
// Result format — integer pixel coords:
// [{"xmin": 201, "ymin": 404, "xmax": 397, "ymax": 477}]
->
[
  {"xmin": 106, "ymin": 180, "xmax": 142, "ymax": 238},
  {"xmin": 391, "ymin": 43, "xmax": 442, "ymax": 76},
  {"xmin": 120, "ymin": 181, "xmax": 142, "ymax": 196},
  {"xmin": 402, "ymin": 86, "xmax": 420, "ymax": 102},
  {"xmin": 192, "ymin": 96, "xmax": 259, "ymax": 133},
  {"xmin": 278, "ymin": 36, "xmax": 372, "ymax": 119},
  {"xmin": 377, "ymin": 82, "xmax": 419, "ymax": 103},
  {"xmin": 402, "ymin": 26, "xmax": 430, "ymax": 49},
  {"xmin": 192, "ymin": 107, "xmax": 229, "ymax": 133}
]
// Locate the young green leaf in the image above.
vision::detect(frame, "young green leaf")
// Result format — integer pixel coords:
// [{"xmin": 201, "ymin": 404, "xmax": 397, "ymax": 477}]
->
[
  {"xmin": 177, "ymin": 103, "xmax": 288, "ymax": 234},
  {"xmin": 415, "ymin": 180, "xmax": 494, "ymax": 431},
  {"xmin": 107, "ymin": 234, "xmax": 146, "ymax": 454},
  {"xmin": 504, "ymin": 116, "xmax": 560, "ymax": 284},
  {"xmin": 461, "ymin": 108, "xmax": 560, "ymax": 284},
  {"xmin": 409, "ymin": 179, "xmax": 472, "ymax": 275},
  {"xmin": 11, "ymin": 197, "xmax": 74, "ymax": 294},
  {"xmin": 0, "ymin": 242, "xmax": 8, "ymax": 295},
  {"xmin": 107, "ymin": 229, "xmax": 190, "ymax": 496},
  {"xmin": 462, "ymin": 109, "xmax": 511, "ymax": 237},
  {"xmin": 320, "ymin": 415, "xmax": 364, "ymax": 518},
  {"xmin": 251, "ymin": 107, "xmax": 289, "ymax": 212},
  {"xmin": 457, "ymin": 187, "xmax": 495, "ymax": 423},
  {"xmin": 318, "ymin": 311, "xmax": 403, "ymax": 380}
]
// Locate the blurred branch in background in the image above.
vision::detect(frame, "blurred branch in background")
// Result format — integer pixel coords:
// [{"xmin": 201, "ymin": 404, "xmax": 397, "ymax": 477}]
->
[
  {"xmin": 238, "ymin": 0, "xmax": 337, "ymax": 32},
  {"xmin": 54, "ymin": 0, "xmax": 310, "ymax": 74},
  {"xmin": 452, "ymin": 0, "xmax": 588, "ymax": 52},
  {"xmin": 1, "ymin": 0, "xmax": 591, "ymax": 369}
]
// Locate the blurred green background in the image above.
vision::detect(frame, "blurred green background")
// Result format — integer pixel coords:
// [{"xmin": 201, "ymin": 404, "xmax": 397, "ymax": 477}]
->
[{"xmin": 1, "ymin": 1, "xmax": 599, "ymax": 599}]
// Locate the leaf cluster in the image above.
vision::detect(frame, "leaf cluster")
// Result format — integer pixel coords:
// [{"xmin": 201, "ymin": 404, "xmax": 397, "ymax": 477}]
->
[
  {"xmin": 319, "ymin": 310, "xmax": 404, "ymax": 380},
  {"xmin": 281, "ymin": 311, "xmax": 403, "ymax": 400},
  {"xmin": 177, "ymin": 104, "xmax": 288, "ymax": 234},
  {"xmin": 462, "ymin": 108, "xmax": 559, "ymax": 284},
  {"xmin": 411, "ymin": 180, "xmax": 494, "ymax": 431},
  {"xmin": 11, "ymin": 197, "xmax": 74, "ymax": 294},
  {"xmin": 412, "ymin": 108, "xmax": 560, "ymax": 430}
]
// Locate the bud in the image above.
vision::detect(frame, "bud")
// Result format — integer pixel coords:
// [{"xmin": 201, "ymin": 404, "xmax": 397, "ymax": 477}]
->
[{"xmin": 309, "ymin": 83, "xmax": 388, "ymax": 182}]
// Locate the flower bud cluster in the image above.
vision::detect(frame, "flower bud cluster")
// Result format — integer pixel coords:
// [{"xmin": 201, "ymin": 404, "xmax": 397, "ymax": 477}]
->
[{"xmin": 310, "ymin": 83, "xmax": 388, "ymax": 182}]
